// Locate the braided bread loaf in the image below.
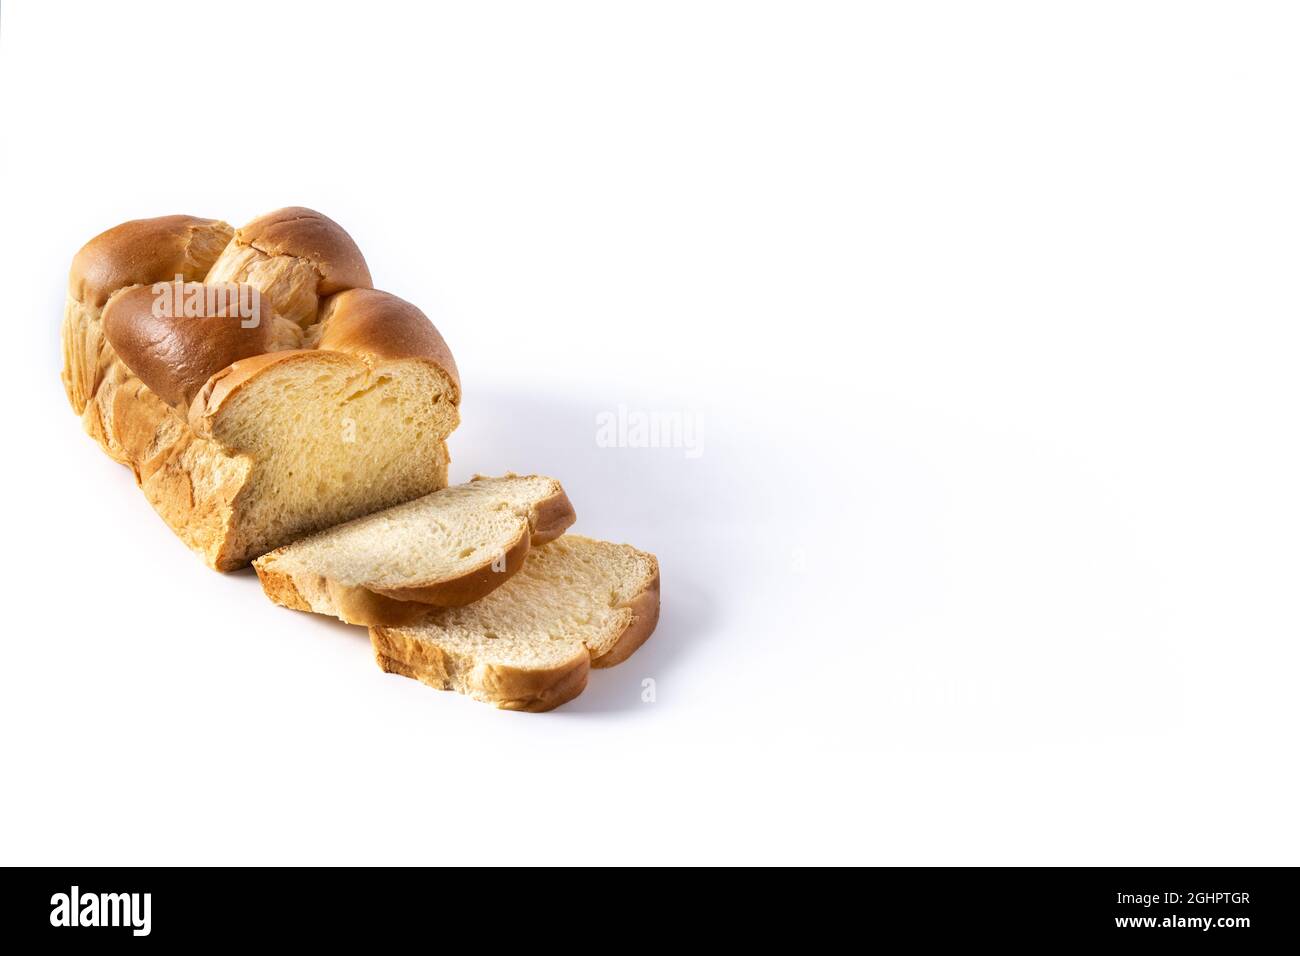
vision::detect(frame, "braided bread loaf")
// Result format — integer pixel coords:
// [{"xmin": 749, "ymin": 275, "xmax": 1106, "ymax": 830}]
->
[{"xmin": 61, "ymin": 208, "xmax": 460, "ymax": 570}]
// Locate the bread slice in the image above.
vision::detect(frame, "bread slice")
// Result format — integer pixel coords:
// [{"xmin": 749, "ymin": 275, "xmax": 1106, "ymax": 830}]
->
[
  {"xmin": 253, "ymin": 475, "xmax": 577, "ymax": 626},
  {"xmin": 370, "ymin": 535, "xmax": 660, "ymax": 712}
]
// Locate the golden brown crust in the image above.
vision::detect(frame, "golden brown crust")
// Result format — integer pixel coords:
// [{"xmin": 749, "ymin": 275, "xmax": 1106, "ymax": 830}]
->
[
  {"xmin": 63, "ymin": 214, "xmax": 254, "ymax": 570},
  {"xmin": 317, "ymin": 289, "xmax": 461, "ymax": 398},
  {"xmin": 69, "ymin": 215, "xmax": 234, "ymax": 309},
  {"xmin": 234, "ymin": 207, "xmax": 372, "ymax": 295},
  {"xmin": 62, "ymin": 216, "xmax": 233, "ymax": 415},
  {"xmin": 201, "ymin": 207, "xmax": 372, "ymax": 328},
  {"xmin": 590, "ymin": 562, "xmax": 661, "ymax": 668},
  {"xmin": 370, "ymin": 633, "xmax": 592, "ymax": 713},
  {"xmin": 491, "ymin": 658, "xmax": 591, "ymax": 712},
  {"xmin": 76, "ymin": 353, "xmax": 252, "ymax": 569},
  {"xmin": 253, "ymin": 562, "xmax": 314, "ymax": 614},
  {"xmin": 253, "ymin": 563, "xmax": 435, "ymax": 626},
  {"xmin": 518, "ymin": 483, "xmax": 577, "ymax": 544},
  {"xmin": 102, "ymin": 284, "xmax": 297, "ymax": 409}
]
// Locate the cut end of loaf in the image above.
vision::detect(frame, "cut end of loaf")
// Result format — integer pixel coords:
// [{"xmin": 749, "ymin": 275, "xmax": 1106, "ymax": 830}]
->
[{"xmin": 200, "ymin": 351, "xmax": 458, "ymax": 565}]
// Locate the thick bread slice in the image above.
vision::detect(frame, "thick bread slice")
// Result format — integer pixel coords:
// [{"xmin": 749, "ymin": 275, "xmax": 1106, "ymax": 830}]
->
[
  {"xmin": 253, "ymin": 475, "xmax": 576, "ymax": 625},
  {"xmin": 370, "ymin": 536, "xmax": 660, "ymax": 712}
]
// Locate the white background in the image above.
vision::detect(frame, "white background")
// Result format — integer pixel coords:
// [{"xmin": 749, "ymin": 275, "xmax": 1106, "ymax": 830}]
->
[{"xmin": 1, "ymin": 1, "xmax": 1297, "ymax": 865}]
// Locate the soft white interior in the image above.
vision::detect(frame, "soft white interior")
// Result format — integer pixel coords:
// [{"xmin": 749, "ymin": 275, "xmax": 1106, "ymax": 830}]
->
[
  {"xmin": 262, "ymin": 474, "xmax": 560, "ymax": 589},
  {"xmin": 208, "ymin": 354, "xmax": 458, "ymax": 561},
  {"xmin": 384, "ymin": 535, "xmax": 656, "ymax": 668}
]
